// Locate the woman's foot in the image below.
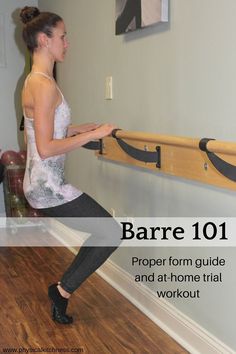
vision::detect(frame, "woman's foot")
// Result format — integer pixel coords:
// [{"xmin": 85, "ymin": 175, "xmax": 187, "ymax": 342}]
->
[{"xmin": 48, "ymin": 283, "xmax": 73, "ymax": 324}]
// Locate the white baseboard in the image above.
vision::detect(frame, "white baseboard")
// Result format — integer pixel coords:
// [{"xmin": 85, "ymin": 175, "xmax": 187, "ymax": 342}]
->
[
  {"xmin": 48, "ymin": 220, "xmax": 235, "ymax": 354},
  {"xmin": 0, "ymin": 213, "xmax": 6, "ymax": 227}
]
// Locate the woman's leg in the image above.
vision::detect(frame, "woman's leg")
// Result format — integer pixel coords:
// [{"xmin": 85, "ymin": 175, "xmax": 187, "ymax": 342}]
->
[
  {"xmin": 40, "ymin": 193, "xmax": 121, "ymax": 294},
  {"xmin": 61, "ymin": 245, "xmax": 117, "ymax": 293}
]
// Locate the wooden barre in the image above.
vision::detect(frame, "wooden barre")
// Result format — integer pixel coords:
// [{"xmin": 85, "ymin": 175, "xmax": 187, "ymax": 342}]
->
[
  {"xmin": 89, "ymin": 129, "xmax": 236, "ymax": 191},
  {"xmin": 113, "ymin": 130, "xmax": 236, "ymax": 156}
]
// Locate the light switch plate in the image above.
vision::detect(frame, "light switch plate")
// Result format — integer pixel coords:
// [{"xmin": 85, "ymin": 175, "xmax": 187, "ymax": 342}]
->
[{"xmin": 105, "ymin": 76, "xmax": 113, "ymax": 100}]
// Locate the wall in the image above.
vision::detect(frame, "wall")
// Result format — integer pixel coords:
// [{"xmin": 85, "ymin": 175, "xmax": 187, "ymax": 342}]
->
[
  {"xmin": 39, "ymin": 0, "xmax": 236, "ymax": 350},
  {"xmin": 0, "ymin": 0, "xmax": 37, "ymax": 214}
]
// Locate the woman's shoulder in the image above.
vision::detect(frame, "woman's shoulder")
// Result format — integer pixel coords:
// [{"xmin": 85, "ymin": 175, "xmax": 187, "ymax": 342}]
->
[
  {"xmin": 27, "ymin": 73, "xmax": 58, "ymax": 99},
  {"xmin": 28, "ymin": 72, "xmax": 55, "ymax": 88}
]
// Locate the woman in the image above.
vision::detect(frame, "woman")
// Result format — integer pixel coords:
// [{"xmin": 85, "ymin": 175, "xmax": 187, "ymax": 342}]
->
[{"xmin": 20, "ymin": 6, "xmax": 120, "ymax": 324}]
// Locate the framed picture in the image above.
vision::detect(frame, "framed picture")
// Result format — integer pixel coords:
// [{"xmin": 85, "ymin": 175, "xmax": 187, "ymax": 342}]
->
[
  {"xmin": 0, "ymin": 14, "xmax": 6, "ymax": 67},
  {"xmin": 116, "ymin": 0, "xmax": 168, "ymax": 35}
]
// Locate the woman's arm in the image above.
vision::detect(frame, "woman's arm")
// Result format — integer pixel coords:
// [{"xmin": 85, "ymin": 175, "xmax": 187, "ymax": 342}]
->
[
  {"xmin": 67, "ymin": 123, "xmax": 100, "ymax": 137},
  {"xmin": 32, "ymin": 78, "xmax": 115, "ymax": 159}
]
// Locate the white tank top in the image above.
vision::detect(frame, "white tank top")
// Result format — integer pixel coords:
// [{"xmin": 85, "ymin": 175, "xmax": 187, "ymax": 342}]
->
[{"xmin": 23, "ymin": 71, "xmax": 82, "ymax": 209}]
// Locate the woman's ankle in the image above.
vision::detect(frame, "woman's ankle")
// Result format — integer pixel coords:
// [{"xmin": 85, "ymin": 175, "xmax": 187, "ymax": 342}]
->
[{"xmin": 57, "ymin": 284, "xmax": 71, "ymax": 299}]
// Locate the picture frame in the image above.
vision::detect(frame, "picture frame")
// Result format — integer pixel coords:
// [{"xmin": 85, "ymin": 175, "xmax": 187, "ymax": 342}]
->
[{"xmin": 116, "ymin": 0, "xmax": 168, "ymax": 35}]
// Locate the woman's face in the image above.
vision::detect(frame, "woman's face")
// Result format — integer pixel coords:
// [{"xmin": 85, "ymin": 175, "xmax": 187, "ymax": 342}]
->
[{"xmin": 48, "ymin": 21, "xmax": 69, "ymax": 62}]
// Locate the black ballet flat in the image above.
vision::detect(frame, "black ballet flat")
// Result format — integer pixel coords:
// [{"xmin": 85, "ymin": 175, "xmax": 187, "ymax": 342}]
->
[
  {"xmin": 48, "ymin": 283, "xmax": 73, "ymax": 325},
  {"xmin": 51, "ymin": 303, "xmax": 73, "ymax": 324}
]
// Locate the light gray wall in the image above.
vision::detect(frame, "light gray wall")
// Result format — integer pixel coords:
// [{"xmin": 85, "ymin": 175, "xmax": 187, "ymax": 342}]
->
[
  {"xmin": 0, "ymin": 0, "xmax": 37, "ymax": 214},
  {"xmin": 39, "ymin": 0, "xmax": 236, "ymax": 350}
]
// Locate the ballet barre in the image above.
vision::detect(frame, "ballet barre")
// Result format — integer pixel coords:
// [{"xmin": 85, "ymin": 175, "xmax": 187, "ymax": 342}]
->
[{"xmin": 82, "ymin": 130, "xmax": 236, "ymax": 191}]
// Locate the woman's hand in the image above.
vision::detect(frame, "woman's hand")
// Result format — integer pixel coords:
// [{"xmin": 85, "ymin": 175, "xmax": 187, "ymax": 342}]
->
[
  {"xmin": 68, "ymin": 123, "xmax": 100, "ymax": 136},
  {"xmin": 92, "ymin": 124, "xmax": 117, "ymax": 140}
]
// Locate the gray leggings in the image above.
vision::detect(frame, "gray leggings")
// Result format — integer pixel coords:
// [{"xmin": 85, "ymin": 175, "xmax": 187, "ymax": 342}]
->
[{"xmin": 40, "ymin": 193, "xmax": 120, "ymax": 293}]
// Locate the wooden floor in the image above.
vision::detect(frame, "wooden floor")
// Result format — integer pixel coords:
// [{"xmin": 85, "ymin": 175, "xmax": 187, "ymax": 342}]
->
[{"xmin": 0, "ymin": 246, "xmax": 189, "ymax": 354}]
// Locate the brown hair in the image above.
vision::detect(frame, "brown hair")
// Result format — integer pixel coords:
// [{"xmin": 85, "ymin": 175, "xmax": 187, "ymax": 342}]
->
[{"xmin": 20, "ymin": 6, "xmax": 63, "ymax": 53}]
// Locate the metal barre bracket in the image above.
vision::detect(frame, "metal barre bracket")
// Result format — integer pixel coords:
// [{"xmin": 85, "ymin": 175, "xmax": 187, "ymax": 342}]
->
[
  {"xmin": 199, "ymin": 138, "xmax": 236, "ymax": 182},
  {"xmin": 82, "ymin": 140, "xmax": 103, "ymax": 154},
  {"xmin": 112, "ymin": 129, "xmax": 161, "ymax": 168}
]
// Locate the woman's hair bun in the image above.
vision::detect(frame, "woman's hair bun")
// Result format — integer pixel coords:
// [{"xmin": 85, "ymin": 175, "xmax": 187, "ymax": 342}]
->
[{"xmin": 20, "ymin": 6, "xmax": 40, "ymax": 24}]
